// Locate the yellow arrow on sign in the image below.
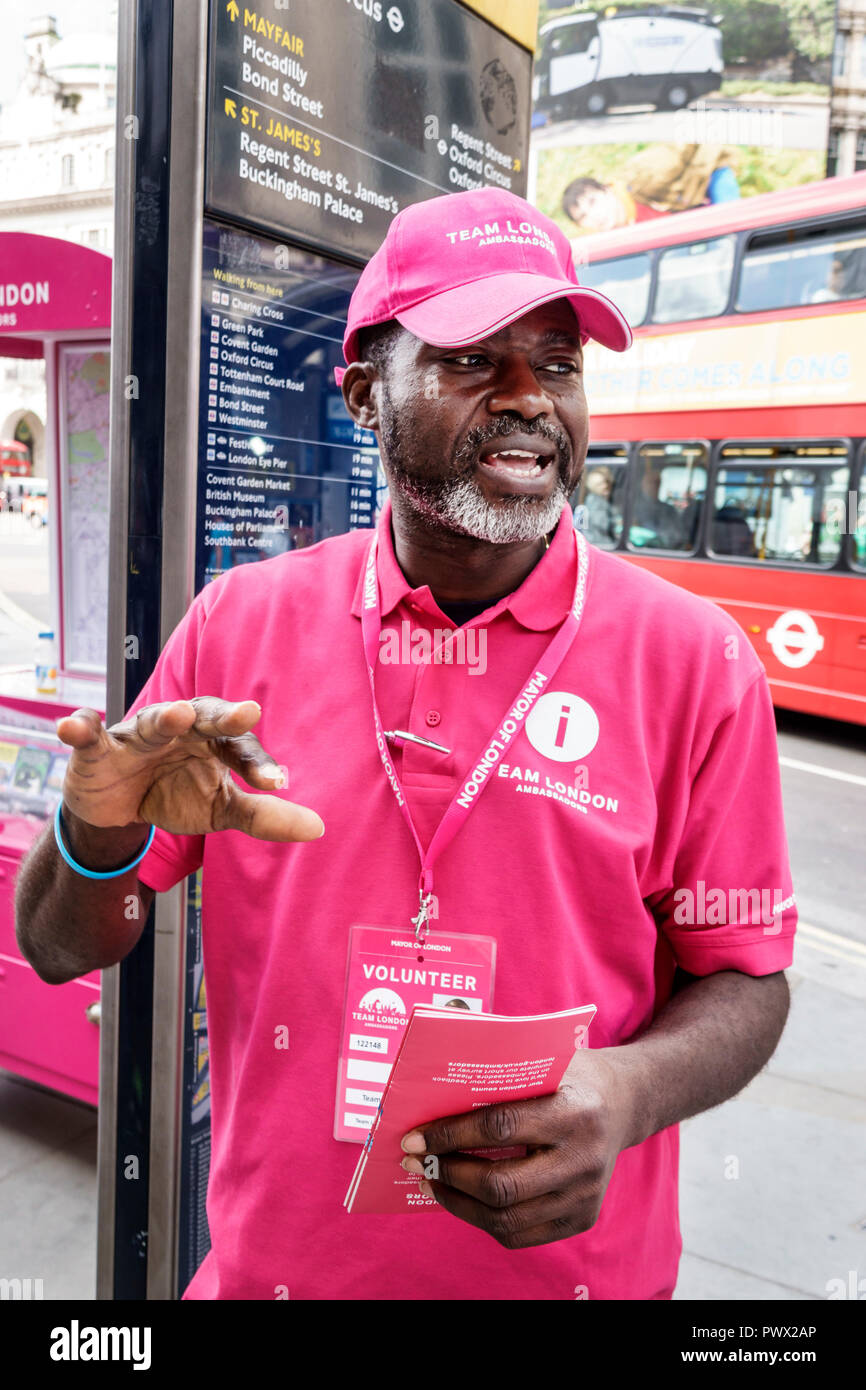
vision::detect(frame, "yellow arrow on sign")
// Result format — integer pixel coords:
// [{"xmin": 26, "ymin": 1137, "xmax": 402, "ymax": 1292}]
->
[
  {"xmin": 227, "ymin": 0, "xmax": 239, "ymax": 19},
  {"xmin": 225, "ymin": 98, "xmax": 237, "ymax": 118}
]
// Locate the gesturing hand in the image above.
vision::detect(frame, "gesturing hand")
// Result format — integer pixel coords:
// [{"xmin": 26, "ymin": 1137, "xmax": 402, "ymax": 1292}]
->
[
  {"xmin": 400, "ymin": 1052, "xmax": 635, "ymax": 1249},
  {"xmin": 56, "ymin": 697, "xmax": 324, "ymax": 842}
]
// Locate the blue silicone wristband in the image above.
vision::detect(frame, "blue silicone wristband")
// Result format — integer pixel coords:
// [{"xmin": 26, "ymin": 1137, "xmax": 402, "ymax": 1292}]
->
[{"xmin": 54, "ymin": 802, "xmax": 156, "ymax": 880}]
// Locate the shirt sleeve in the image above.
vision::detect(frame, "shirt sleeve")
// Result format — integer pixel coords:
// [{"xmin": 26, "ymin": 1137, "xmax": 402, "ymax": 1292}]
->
[
  {"xmin": 121, "ymin": 593, "xmax": 210, "ymax": 893},
  {"xmin": 653, "ymin": 671, "xmax": 797, "ymax": 976}
]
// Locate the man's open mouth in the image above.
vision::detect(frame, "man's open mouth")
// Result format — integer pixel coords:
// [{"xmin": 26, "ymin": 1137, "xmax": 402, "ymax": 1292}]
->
[{"xmin": 477, "ymin": 437, "xmax": 557, "ymax": 483}]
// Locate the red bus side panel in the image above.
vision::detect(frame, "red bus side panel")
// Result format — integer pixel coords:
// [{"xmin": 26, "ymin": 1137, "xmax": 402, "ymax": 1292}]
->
[{"xmin": 622, "ymin": 555, "xmax": 866, "ymax": 725}]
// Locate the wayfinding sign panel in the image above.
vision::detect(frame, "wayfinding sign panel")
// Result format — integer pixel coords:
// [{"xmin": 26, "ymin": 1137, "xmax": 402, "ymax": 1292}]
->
[{"xmin": 205, "ymin": 0, "xmax": 532, "ymax": 259}]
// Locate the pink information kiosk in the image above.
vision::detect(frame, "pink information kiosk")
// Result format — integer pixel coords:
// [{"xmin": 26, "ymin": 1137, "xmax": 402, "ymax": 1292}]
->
[{"xmin": 0, "ymin": 232, "xmax": 111, "ymax": 1106}]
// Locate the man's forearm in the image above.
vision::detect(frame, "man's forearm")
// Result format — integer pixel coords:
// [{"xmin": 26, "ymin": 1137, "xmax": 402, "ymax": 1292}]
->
[
  {"xmin": 15, "ymin": 804, "xmax": 153, "ymax": 984},
  {"xmin": 594, "ymin": 969, "xmax": 790, "ymax": 1150}
]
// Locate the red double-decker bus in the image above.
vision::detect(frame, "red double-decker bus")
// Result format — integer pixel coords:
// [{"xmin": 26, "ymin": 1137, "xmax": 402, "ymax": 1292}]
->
[
  {"xmin": 571, "ymin": 172, "xmax": 866, "ymax": 725},
  {"xmin": 0, "ymin": 440, "xmax": 31, "ymax": 477}
]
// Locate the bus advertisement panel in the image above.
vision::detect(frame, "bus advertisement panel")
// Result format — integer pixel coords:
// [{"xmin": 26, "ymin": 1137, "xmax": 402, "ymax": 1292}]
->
[{"xmin": 530, "ymin": 1, "xmax": 834, "ymax": 239}]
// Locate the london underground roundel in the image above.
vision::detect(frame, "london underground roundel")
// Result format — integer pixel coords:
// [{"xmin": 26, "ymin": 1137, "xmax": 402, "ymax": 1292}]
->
[{"xmin": 766, "ymin": 610, "xmax": 825, "ymax": 670}]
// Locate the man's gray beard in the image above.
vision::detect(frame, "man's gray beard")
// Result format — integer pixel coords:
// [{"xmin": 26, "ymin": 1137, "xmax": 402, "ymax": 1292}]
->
[
  {"xmin": 379, "ymin": 388, "xmax": 571, "ymax": 543},
  {"xmin": 403, "ymin": 472, "xmax": 568, "ymax": 543}
]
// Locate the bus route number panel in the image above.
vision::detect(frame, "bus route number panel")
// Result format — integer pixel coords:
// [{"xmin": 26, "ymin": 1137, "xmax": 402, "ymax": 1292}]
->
[
  {"xmin": 204, "ymin": 0, "xmax": 531, "ymax": 260},
  {"xmin": 196, "ymin": 218, "xmax": 384, "ymax": 593}
]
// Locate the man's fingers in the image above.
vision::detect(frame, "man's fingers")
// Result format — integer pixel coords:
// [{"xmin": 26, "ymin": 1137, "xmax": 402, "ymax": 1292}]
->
[
  {"xmin": 108, "ymin": 699, "xmax": 262, "ymax": 755},
  {"xmin": 403, "ymin": 1093, "xmax": 572, "ymax": 1156},
  {"xmin": 411, "ymin": 1150, "xmax": 560, "ymax": 1208},
  {"xmin": 107, "ymin": 700, "xmax": 199, "ymax": 748},
  {"xmin": 206, "ymin": 731, "xmax": 287, "ymax": 789},
  {"xmin": 421, "ymin": 1178, "xmax": 587, "ymax": 1247},
  {"xmin": 178, "ymin": 701, "xmax": 288, "ymax": 791},
  {"xmin": 216, "ymin": 785, "xmax": 324, "ymax": 842},
  {"xmin": 185, "ymin": 697, "xmax": 263, "ymax": 740},
  {"xmin": 56, "ymin": 707, "xmax": 105, "ymax": 750},
  {"xmin": 242, "ymin": 760, "xmax": 288, "ymax": 791}
]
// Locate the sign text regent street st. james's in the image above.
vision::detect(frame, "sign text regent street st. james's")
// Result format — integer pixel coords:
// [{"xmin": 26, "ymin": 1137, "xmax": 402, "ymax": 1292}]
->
[{"xmin": 205, "ymin": 0, "xmax": 532, "ymax": 260}]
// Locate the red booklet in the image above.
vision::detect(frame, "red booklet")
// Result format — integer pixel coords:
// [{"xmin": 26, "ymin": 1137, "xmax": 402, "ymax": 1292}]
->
[{"xmin": 344, "ymin": 1003, "xmax": 596, "ymax": 1214}]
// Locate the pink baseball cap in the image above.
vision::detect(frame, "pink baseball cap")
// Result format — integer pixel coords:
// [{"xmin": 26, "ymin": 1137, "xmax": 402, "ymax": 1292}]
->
[{"xmin": 338, "ymin": 188, "xmax": 632, "ymax": 382}]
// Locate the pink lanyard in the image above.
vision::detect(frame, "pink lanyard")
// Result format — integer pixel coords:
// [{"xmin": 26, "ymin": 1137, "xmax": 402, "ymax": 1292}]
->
[{"xmin": 360, "ymin": 523, "xmax": 590, "ymax": 942}]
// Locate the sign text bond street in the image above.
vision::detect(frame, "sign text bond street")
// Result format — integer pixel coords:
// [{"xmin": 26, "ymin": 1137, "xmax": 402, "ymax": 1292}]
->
[{"xmin": 206, "ymin": 0, "xmax": 531, "ymax": 259}]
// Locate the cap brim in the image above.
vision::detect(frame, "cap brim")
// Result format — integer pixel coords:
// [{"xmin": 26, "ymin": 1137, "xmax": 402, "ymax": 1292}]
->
[{"xmin": 393, "ymin": 272, "xmax": 632, "ymax": 354}]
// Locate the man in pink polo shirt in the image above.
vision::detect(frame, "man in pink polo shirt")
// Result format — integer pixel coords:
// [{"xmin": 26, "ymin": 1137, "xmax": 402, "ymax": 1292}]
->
[{"xmin": 17, "ymin": 189, "xmax": 795, "ymax": 1301}]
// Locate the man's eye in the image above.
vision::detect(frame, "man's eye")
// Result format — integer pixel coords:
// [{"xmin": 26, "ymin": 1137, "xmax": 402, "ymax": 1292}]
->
[
  {"xmin": 544, "ymin": 360, "xmax": 581, "ymax": 375},
  {"xmin": 443, "ymin": 355, "xmax": 581, "ymax": 372},
  {"xmin": 448, "ymin": 354, "xmax": 488, "ymax": 367}
]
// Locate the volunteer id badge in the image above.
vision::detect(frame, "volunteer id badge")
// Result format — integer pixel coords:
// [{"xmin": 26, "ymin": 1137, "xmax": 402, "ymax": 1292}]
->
[{"xmin": 335, "ymin": 925, "xmax": 497, "ymax": 1143}]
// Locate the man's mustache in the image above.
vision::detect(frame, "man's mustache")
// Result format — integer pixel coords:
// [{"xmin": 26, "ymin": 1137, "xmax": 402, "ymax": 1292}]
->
[{"xmin": 453, "ymin": 417, "xmax": 572, "ymax": 475}]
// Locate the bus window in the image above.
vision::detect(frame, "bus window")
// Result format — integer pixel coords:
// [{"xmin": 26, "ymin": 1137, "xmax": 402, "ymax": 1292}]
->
[
  {"xmin": 572, "ymin": 445, "xmax": 628, "ymax": 549},
  {"xmin": 629, "ymin": 442, "xmax": 707, "ymax": 551},
  {"xmin": 578, "ymin": 254, "xmax": 652, "ymax": 328},
  {"xmin": 711, "ymin": 443, "xmax": 851, "ymax": 565},
  {"xmin": 736, "ymin": 223, "xmax": 866, "ymax": 313},
  {"xmin": 653, "ymin": 237, "xmax": 735, "ymax": 322}
]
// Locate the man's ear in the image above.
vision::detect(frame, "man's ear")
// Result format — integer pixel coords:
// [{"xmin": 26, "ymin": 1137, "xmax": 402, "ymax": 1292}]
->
[{"xmin": 342, "ymin": 363, "xmax": 380, "ymax": 431}]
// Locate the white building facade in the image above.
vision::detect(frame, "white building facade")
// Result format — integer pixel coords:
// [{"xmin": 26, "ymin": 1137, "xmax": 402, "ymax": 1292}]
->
[
  {"xmin": 828, "ymin": 1, "xmax": 866, "ymax": 176},
  {"xmin": 0, "ymin": 14, "xmax": 116, "ymax": 473}
]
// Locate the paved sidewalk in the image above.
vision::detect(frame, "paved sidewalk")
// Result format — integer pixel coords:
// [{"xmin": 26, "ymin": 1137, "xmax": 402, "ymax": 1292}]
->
[
  {"xmin": 0, "ymin": 1074, "xmax": 97, "ymax": 1299},
  {"xmin": 674, "ymin": 935, "xmax": 866, "ymax": 1300}
]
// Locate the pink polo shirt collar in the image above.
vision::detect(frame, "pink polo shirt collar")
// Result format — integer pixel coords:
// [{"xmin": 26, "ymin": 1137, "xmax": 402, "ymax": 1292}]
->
[{"xmin": 350, "ymin": 497, "xmax": 579, "ymax": 631}]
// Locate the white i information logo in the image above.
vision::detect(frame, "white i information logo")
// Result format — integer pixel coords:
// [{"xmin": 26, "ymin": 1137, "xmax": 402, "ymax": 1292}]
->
[{"xmin": 525, "ymin": 691, "xmax": 599, "ymax": 763}]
